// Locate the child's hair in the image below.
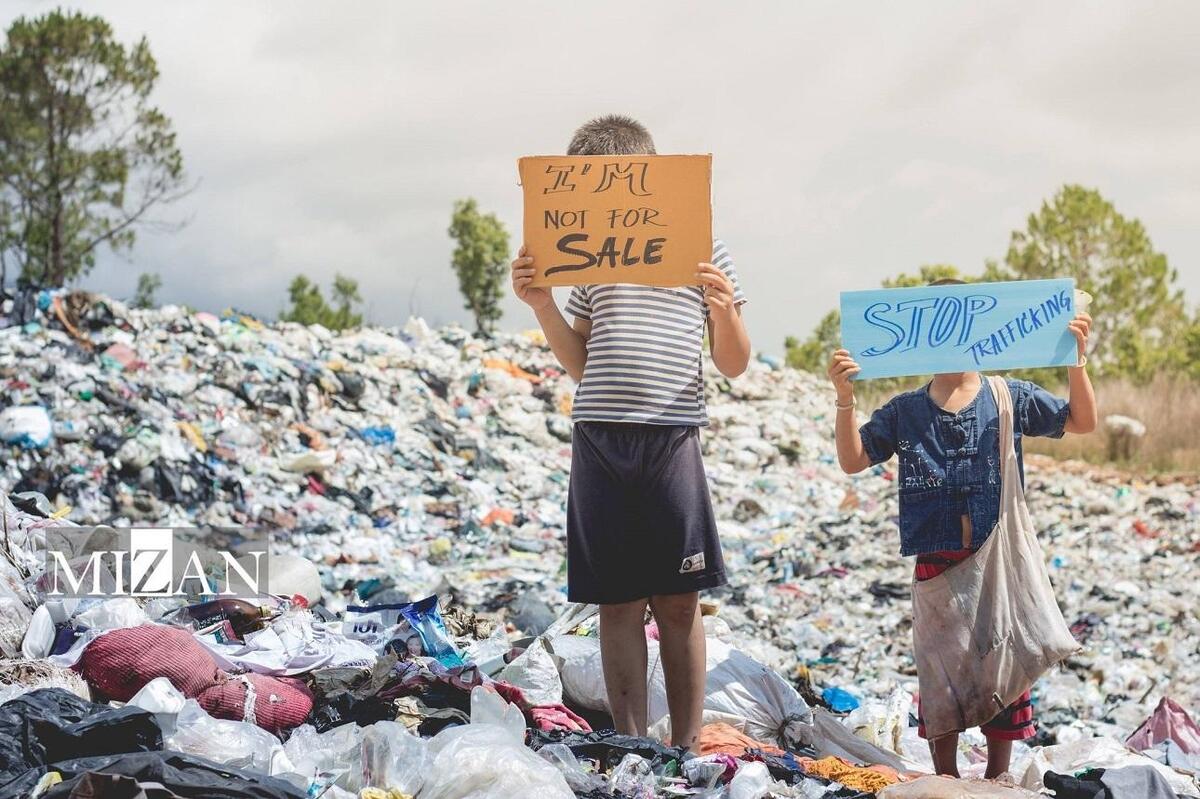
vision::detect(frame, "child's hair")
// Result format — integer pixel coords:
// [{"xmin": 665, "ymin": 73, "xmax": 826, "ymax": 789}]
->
[
  {"xmin": 929, "ymin": 278, "xmax": 966, "ymax": 286},
  {"xmin": 567, "ymin": 115, "xmax": 656, "ymax": 156}
]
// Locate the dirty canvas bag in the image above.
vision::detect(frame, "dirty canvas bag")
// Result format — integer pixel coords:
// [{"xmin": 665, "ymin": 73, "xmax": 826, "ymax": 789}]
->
[{"xmin": 912, "ymin": 375, "xmax": 1080, "ymax": 740}]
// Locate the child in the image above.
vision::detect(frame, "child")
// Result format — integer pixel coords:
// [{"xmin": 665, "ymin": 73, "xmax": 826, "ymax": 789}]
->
[
  {"xmin": 510, "ymin": 115, "xmax": 751, "ymax": 751},
  {"xmin": 827, "ymin": 279, "xmax": 1097, "ymax": 778}
]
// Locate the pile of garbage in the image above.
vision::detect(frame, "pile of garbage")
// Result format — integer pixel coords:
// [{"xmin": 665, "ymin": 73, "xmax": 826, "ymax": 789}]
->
[{"xmin": 0, "ymin": 287, "xmax": 1197, "ymax": 798}]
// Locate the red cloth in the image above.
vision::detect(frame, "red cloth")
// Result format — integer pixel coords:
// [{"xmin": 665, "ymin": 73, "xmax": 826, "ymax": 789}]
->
[
  {"xmin": 78, "ymin": 625, "xmax": 221, "ymax": 701},
  {"xmin": 197, "ymin": 673, "xmax": 313, "ymax": 734},
  {"xmin": 77, "ymin": 623, "xmax": 311, "ymax": 733}
]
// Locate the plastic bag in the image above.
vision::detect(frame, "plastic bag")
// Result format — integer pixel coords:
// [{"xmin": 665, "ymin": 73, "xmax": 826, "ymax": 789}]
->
[
  {"xmin": 1019, "ymin": 736, "xmax": 1198, "ymax": 796},
  {"xmin": 419, "ymin": 723, "xmax": 573, "ymax": 799},
  {"xmin": 344, "ymin": 595, "xmax": 462, "ymax": 666},
  {"xmin": 127, "ymin": 677, "xmax": 186, "ymax": 735},
  {"xmin": 464, "ymin": 625, "xmax": 512, "ymax": 676},
  {"xmin": 276, "ymin": 722, "xmax": 363, "ymax": 792},
  {"xmin": 498, "ymin": 637, "xmax": 562, "ymax": 705},
  {"xmin": 843, "ymin": 686, "xmax": 912, "ymax": 754},
  {"xmin": 361, "ymin": 720, "xmax": 426, "ymax": 796},
  {"xmin": 74, "ymin": 597, "xmax": 149, "ymax": 631},
  {"xmin": 469, "ymin": 685, "xmax": 525, "ymax": 743},
  {"xmin": 559, "ymin": 634, "xmax": 813, "ymax": 749},
  {"xmin": 537, "ymin": 743, "xmax": 605, "ymax": 794},
  {"xmin": 729, "ymin": 761, "xmax": 773, "ymax": 799},
  {"xmin": 165, "ymin": 699, "xmax": 281, "ymax": 773}
]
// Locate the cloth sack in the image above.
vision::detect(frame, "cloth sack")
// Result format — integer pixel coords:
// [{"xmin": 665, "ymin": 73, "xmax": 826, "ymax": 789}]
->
[
  {"xmin": 78, "ymin": 625, "xmax": 221, "ymax": 701},
  {"xmin": 196, "ymin": 673, "xmax": 313, "ymax": 734},
  {"xmin": 911, "ymin": 375, "xmax": 1081, "ymax": 739},
  {"xmin": 77, "ymin": 624, "xmax": 312, "ymax": 733}
]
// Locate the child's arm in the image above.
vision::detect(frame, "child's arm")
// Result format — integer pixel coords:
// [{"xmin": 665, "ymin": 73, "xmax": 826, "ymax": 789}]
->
[
  {"xmin": 510, "ymin": 246, "xmax": 589, "ymax": 381},
  {"xmin": 699, "ymin": 262, "xmax": 750, "ymax": 378},
  {"xmin": 1063, "ymin": 311, "xmax": 1098, "ymax": 434},
  {"xmin": 828, "ymin": 349, "xmax": 872, "ymax": 474}
]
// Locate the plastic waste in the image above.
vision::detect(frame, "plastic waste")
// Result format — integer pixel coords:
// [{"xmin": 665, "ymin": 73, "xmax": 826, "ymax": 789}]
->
[
  {"xmin": 166, "ymin": 699, "xmax": 281, "ymax": 772},
  {"xmin": 728, "ymin": 760, "xmax": 773, "ymax": 799},
  {"xmin": 469, "ymin": 684, "xmax": 526, "ymax": 743},
  {"xmin": 360, "ymin": 720, "xmax": 427, "ymax": 797},
  {"xmin": 683, "ymin": 756, "xmax": 729, "ymax": 789},
  {"xmin": 419, "ymin": 723, "xmax": 573, "ymax": 799},
  {"xmin": 559, "ymin": 633, "xmax": 813, "ymax": 749},
  {"xmin": 0, "ymin": 406, "xmax": 52, "ymax": 448},
  {"xmin": 1020, "ymin": 736, "xmax": 1198, "ymax": 797},
  {"xmin": 266, "ymin": 553, "xmax": 323, "ymax": 607},
  {"xmin": 822, "ymin": 686, "xmax": 860, "ymax": 712},
  {"xmin": 0, "ymin": 293, "xmax": 1196, "ymax": 796},
  {"xmin": 497, "ymin": 637, "xmax": 563, "ymax": 705},
  {"xmin": 610, "ymin": 753, "xmax": 657, "ymax": 799},
  {"xmin": 537, "ymin": 743, "xmax": 606, "ymax": 794},
  {"xmin": 127, "ymin": 677, "xmax": 186, "ymax": 735}
]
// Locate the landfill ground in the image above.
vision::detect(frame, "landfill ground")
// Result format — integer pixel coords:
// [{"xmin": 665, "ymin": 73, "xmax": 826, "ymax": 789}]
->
[{"xmin": 1, "ymin": 291, "xmax": 1198, "ymax": 797}]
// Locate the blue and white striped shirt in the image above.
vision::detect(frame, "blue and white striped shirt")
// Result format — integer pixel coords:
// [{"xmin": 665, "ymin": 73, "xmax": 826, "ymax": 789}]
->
[{"xmin": 564, "ymin": 239, "xmax": 746, "ymax": 426}]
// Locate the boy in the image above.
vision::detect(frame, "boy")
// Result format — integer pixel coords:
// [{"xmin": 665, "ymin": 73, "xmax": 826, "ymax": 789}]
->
[
  {"xmin": 510, "ymin": 115, "xmax": 750, "ymax": 752},
  {"xmin": 827, "ymin": 280, "xmax": 1097, "ymax": 778}
]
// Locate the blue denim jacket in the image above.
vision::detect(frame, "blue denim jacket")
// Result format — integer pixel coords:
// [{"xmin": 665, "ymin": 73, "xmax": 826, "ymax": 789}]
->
[{"xmin": 859, "ymin": 378, "xmax": 1069, "ymax": 556}]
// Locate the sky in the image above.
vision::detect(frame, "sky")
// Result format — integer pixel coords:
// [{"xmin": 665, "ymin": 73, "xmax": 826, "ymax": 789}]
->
[{"xmin": 5, "ymin": 1, "xmax": 1199, "ymax": 354}]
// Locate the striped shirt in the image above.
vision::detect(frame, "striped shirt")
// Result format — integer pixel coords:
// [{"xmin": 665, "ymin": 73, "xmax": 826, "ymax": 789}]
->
[{"xmin": 564, "ymin": 239, "xmax": 746, "ymax": 426}]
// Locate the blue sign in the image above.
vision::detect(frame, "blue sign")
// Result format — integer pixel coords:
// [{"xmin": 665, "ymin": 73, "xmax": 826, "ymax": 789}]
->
[{"xmin": 840, "ymin": 279, "xmax": 1078, "ymax": 379}]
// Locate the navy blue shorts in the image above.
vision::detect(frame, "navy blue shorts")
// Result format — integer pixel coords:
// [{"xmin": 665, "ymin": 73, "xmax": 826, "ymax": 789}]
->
[{"xmin": 566, "ymin": 422, "xmax": 727, "ymax": 604}]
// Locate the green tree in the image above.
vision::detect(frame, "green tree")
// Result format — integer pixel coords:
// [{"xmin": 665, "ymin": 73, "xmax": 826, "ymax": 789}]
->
[
  {"xmin": 986, "ymin": 185, "xmax": 1186, "ymax": 381},
  {"xmin": 280, "ymin": 274, "xmax": 363, "ymax": 331},
  {"xmin": 328, "ymin": 274, "xmax": 364, "ymax": 330},
  {"xmin": 0, "ymin": 10, "xmax": 188, "ymax": 287},
  {"xmin": 784, "ymin": 310, "xmax": 840, "ymax": 372},
  {"xmin": 132, "ymin": 271, "xmax": 160, "ymax": 308},
  {"xmin": 448, "ymin": 198, "xmax": 509, "ymax": 335}
]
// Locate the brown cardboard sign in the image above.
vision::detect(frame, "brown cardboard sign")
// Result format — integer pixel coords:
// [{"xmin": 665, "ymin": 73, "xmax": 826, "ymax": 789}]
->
[{"xmin": 518, "ymin": 154, "xmax": 712, "ymax": 288}]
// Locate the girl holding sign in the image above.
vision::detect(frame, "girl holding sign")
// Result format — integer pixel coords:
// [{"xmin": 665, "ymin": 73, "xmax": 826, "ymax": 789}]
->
[{"xmin": 827, "ymin": 280, "xmax": 1097, "ymax": 779}]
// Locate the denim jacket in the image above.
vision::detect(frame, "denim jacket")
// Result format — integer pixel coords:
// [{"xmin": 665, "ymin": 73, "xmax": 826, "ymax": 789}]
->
[{"xmin": 859, "ymin": 378, "xmax": 1069, "ymax": 556}]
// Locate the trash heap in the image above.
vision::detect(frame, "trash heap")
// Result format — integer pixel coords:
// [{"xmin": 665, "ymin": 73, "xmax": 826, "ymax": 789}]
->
[{"xmin": 0, "ymin": 288, "xmax": 1198, "ymax": 798}]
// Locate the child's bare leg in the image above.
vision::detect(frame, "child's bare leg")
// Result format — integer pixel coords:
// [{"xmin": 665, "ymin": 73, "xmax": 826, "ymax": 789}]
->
[
  {"xmin": 929, "ymin": 733, "xmax": 960, "ymax": 777},
  {"xmin": 649, "ymin": 591, "xmax": 706, "ymax": 752},
  {"xmin": 599, "ymin": 598, "xmax": 650, "ymax": 735},
  {"xmin": 984, "ymin": 736, "xmax": 1013, "ymax": 779}
]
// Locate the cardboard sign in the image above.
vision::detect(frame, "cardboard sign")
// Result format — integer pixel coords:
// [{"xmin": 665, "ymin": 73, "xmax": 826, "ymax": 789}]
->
[
  {"xmin": 840, "ymin": 278, "xmax": 1078, "ymax": 379},
  {"xmin": 518, "ymin": 154, "xmax": 712, "ymax": 288}
]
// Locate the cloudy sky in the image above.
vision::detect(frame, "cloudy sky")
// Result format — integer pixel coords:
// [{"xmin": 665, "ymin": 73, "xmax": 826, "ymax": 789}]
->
[{"xmin": 6, "ymin": 1, "xmax": 1199, "ymax": 353}]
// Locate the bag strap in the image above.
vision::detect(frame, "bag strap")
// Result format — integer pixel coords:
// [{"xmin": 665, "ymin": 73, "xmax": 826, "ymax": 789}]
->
[{"xmin": 988, "ymin": 375, "xmax": 1025, "ymax": 510}]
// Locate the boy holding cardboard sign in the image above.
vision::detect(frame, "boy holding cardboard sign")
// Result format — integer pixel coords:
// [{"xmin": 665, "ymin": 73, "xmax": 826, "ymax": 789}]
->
[
  {"xmin": 828, "ymin": 279, "xmax": 1097, "ymax": 778},
  {"xmin": 511, "ymin": 115, "xmax": 750, "ymax": 752}
]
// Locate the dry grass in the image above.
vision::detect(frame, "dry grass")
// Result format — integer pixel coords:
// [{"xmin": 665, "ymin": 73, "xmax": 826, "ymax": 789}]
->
[
  {"xmin": 1023, "ymin": 375, "xmax": 1200, "ymax": 476},
  {"xmin": 857, "ymin": 375, "xmax": 1200, "ymax": 477}
]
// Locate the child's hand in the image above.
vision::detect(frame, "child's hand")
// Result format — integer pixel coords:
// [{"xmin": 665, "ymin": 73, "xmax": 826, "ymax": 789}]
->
[
  {"xmin": 510, "ymin": 245, "xmax": 553, "ymax": 311},
  {"xmin": 827, "ymin": 349, "xmax": 860, "ymax": 400},
  {"xmin": 1067, "ymin": 311, "xmax": 1092, "ymax": 363},
  {"xmin": 697, "ymin": 263, "xmax": 737, "ymax": 318}
]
